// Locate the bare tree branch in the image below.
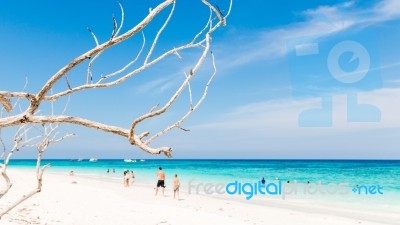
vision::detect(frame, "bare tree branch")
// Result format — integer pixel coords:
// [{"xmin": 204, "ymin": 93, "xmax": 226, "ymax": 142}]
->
[
  {"xmin": 0, "ymin": 122, "xmax": 74, "ymax": 216},
  {"xmin": 65, "ymin": 75, "xmax": 72, "ymax": 90},
  {"xmin": 0, "ymin": 83, "xmax": 73, "ymax": 207},
  {"xmin": 0, "ymin": 91, "xmax": 35, "ymax": 100},
  {"xmin": 0, "ymin": 125, "xmax": 35, "ymax": 199},
  {"xmin": 184, "ymin": 71, "xmax": 194, "ymax": 110},
  {"xmin": 0, "ymin": 163, "xmax": 50, "ymax": 219},
  {"xmin": 145, "ymin": 50, "xmax": 218, "ymax": 145},
  {"xmin": 25, "ymin": 0, "xmax": 174, "ymax": 115},
  {"xmin": 98, "ymin": 31, "xmax": 146, "ymax": 84},
  {"xmin": 0, "ymin": 0, "xmax": 232, "ymax": 158},
  {"xmin": 0, "ymin": 97, "xmax": 12, "ymax": 113},
  {"xmin": 129, "ymin": 32, "xmax": 211, "ymax": 142},
  {"xmin": 111, "ymin": 15, "xmax": 118, "ymax": 40},
  {"xmin": 0, "ymin": 0, "xmax": 231, "ymax": 173},
  {"xmin": 191, "ymin": 8, "xmax": 212, "ymax": 44},
  {"xmin": 144, "ymin": 1, "xmax": 176, "ymax": 64},
  {"xmin": 0, "ymin": 0, "xmax": 232, "ymax": 217},
  {"xmin": 115, "ymin": 2, "xmax": 125, "ymax": 37},
  {"xmin": 87, "ymin": 27, "xmax": 100, "ymax": 47},
  {"xmin": 43, "ymin": 40, "xmax": 205, "ymax": 101},
  {"xmin": 201, "ymin": 0, "xmax": 226, "ymax": 26}
]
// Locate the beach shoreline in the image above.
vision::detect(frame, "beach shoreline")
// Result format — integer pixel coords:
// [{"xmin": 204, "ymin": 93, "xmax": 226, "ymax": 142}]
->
[{"xmin": 0, "ymin": 168, "xmax": 399, "ymax": 225}]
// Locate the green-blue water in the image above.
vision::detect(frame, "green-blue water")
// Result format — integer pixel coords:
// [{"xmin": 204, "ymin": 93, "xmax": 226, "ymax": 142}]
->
[
  {"xmin": 2, "ymin": 159, "xmax": 399, "ymax": 212},
  {"xmin": 6, "ymin": 159, "xmax": 400, "ymax": 192},
  {"xmin": 5, "ymin": 159, "xmax": 400, "ymax": 205}
]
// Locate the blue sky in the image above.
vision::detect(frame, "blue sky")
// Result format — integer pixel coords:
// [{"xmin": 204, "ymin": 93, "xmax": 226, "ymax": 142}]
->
[{"xmin": 1, "ymin": 0, "xmax": 400, "ymax": 159}]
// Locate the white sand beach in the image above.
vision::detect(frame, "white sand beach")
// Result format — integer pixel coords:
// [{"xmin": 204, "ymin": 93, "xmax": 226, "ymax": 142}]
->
[{"xmin": 0, "ymin": 169, "xmax": 399, "ymax": 225}]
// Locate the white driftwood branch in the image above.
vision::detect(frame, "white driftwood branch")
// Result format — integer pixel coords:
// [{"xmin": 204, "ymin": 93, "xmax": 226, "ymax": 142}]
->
[
  {"xmin": 0, "ymin": 125, "xmax": 35, "ymax": 199},
  {"xmin": 0, "ymin": 87, "xmax": 73, "ymax": 205},
  {"xmin": 0, "ymin": 123, "xmax": 73, "ymax": 216},
  {"xmin": 97, "ymin": 32, "xmax": 146, "ymax": 84},
  {"xmin": 191, "ymin": 8, "xmax": 212, "ymax": 44},
  {"xmin": 0, "ymin": 0, "xmax": 232, "ymax": 217},
  {"xmin": 0, "ymin": 97, "xmax": 11, "ymax": 113},
  {"xmin": 87, "ymin": 28, "xmax": 100, "ymax": 46},
  {"xmin": 26, "ymin": 0, "xmax": 174, "ymax": 115},
  {"xmin": 185, "ymin": 72, "xmax": 194, "ymax": 109},
  {"xmin": 0, "ymin": 163, "xmax": 50, "ymax": 219},
  {"xmin": 0, "ymin": 0, "xmax": 231, "ymax": 157},
  {"xmin": 145, "ymin": 51, "xmax": 217, "ymax": 145},
  {"xmin": 42, "ymin": 39, "xmax": 206, "ymax": 101},
  {"xmin": 115, "ymin": 2, "xmax": 125, "ymax": 37},
  {"xmin": 129, "ymin": 33, "xmax": 211, "ymax": 141},
  {"xmin": 144, "ymin": 1, "xmax": 176, "ymax": 64},
  {"xmin": 201, "ymin": 0, "xmax": 226, "ymax": 26}
]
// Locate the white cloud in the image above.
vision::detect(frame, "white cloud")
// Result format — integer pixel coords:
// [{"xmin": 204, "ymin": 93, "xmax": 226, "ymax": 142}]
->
[
  {"xmin": 217, "ymin": 0, "xmax": 400, "ymax": 71},
  {"xmin": 372, "ymin": 0, "xmax": 400, "ymax": 21},
  {"xmin": 172, "ymin": 88, "xmax": 400, "ymax": 157},
  {"xmin": 194, "ymin": 88, "xmax": 400, "ymax": 135}
]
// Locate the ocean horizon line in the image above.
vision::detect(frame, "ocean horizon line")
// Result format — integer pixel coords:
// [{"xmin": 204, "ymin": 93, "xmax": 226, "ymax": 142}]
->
[{"xmin": 6, "ymin": 158, "xmax": 400, "ymax": 161}]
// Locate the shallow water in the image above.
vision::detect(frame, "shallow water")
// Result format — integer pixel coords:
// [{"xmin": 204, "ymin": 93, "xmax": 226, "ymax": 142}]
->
[{"xmin": 6, "ymin": 159, "xmax": 400, "ymax": 205}]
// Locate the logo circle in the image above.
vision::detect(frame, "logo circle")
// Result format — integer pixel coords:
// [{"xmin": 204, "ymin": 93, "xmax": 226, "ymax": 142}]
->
[{"xmin": 327, "ymin": 40, "xmax": 370, "ymax": 83}]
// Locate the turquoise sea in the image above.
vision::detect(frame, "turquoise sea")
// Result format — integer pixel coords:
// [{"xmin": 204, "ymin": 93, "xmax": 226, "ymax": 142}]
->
[{"xmin": 5, "ymin": 159, "xmax": 400, "ymax": 205}]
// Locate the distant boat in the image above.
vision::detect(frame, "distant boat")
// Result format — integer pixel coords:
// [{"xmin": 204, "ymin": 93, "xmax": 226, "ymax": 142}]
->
[
  {"xmin": 140, "ymin": 159, "xmax": 145, "ymax": 162},
  {"xmin": 89, "ymin": 158, "xmax": 98, "ymax": 162},
  {"xmin": 77, "ymin": 158, "xmax": 84, "ymax": 162},
  {"xmin": 124, "ymin": 159, "xmax": 136, "ymax": 163}
]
